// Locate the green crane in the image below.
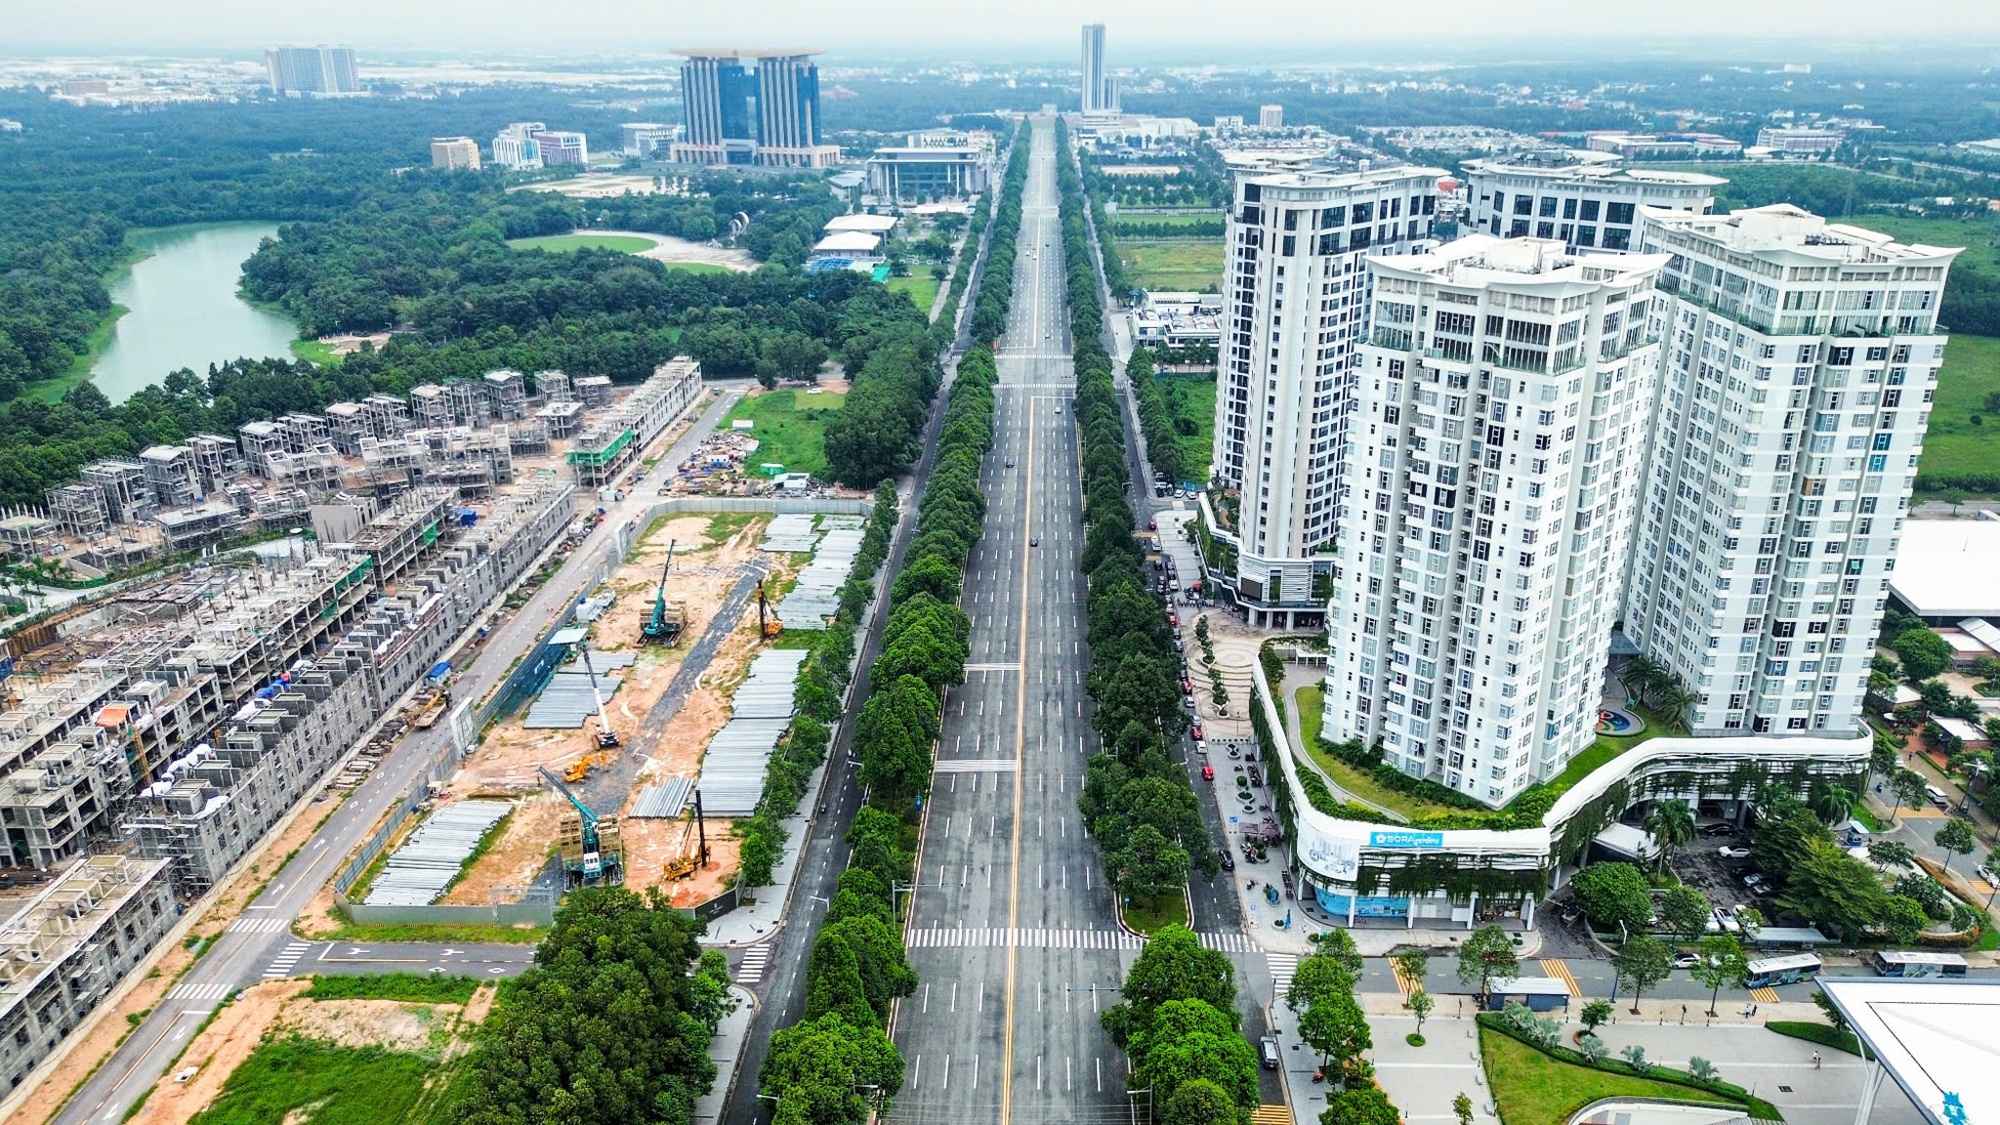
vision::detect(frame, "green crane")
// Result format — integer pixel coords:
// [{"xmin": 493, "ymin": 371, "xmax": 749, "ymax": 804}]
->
[
  {"xmin": 537, "ymin": 765, "xmax": 622, "ymax": 885},
  {"xmin": 640, "ymin": 540, "xmax": 685, "ymax": 646}
]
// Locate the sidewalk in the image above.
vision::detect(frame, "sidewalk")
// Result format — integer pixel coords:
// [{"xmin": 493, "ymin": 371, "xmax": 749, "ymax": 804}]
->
[{"xmin": 690, "ymin": 986, "xmax": 758, "ymax": 1125}]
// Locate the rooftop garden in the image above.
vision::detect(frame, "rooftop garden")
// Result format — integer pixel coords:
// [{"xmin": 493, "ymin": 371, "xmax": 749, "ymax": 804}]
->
[{"xmin": 1284, "ymin": 679, "xmax": 1669, "ymax": 832}]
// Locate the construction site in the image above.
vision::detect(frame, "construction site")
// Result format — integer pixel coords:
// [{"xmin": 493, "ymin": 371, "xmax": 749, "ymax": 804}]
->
[
  {"xmin": 0, "ymin": 363, "xmax": 721, "ymax": 1096},
  {"xmin": 316, "ymin": 499, "xmax": 874, "ymax": 925}
]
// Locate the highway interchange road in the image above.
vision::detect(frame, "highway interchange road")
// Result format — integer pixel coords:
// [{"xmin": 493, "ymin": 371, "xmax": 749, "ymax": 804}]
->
[{"xmin": 49, "ymin": 384, "xmax": 749, "ymax": 1125}]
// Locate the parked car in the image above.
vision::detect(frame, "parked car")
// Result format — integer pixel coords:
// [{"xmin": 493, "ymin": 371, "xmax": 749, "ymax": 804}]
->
[
  {"xmin": 1977, "ymin": 865, "xmax": 1999, "ymax": 886},
  {"xmin": 1147, "ymin": 517, "xmax": 1158, "ymax": 530},
  {"xmin": 1181, "ymin": 679, "xmax": 1194, "ymax": 694},
  {"xmin": 1699, "ymin": 822, "xmax": 1737, "ymax": 838},
  {"xmin": 1260, "ymin": 1037, "xmax": 1281, "ymax": 1069},
  {"xmin": 1201, "ymin": 764, "xmax": 1215, "ymax": 780},
  {"xmin": 1718, "ymin": 846, "xmax": 1751, "ymax": 859},
  {"xmin": 1190, "ymin": 723, "xmax": 1204, "ymax": 740},
  {"xmin": 1172, "ymin": 637, "xmax": 1185, "ymax": 652},
  {"xmin": 1673, "ymin": 953, "xmax": 1701, "ymax": 970},
  {"xmin": 1220, "ymin": 851, "xmax": 1235, "ymax": 871},
  {"xmin": 1168, "ymin": 612, "xmax": 1179, "ymax": 627},
  {"xmin": 1194, "ymin": 740, "xmax": 1207, "ymax": 756}
]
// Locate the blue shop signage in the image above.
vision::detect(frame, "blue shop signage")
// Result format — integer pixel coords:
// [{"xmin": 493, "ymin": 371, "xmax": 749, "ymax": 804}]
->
[{"xmin": 1367, "ymin": 830, "xmax": 1445, "ymax": 850}]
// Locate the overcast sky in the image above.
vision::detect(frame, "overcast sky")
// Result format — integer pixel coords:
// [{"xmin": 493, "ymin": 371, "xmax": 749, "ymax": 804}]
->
[{"xmin": 9, "ymin": 0, "xmax": 2000, "ymax": 57}]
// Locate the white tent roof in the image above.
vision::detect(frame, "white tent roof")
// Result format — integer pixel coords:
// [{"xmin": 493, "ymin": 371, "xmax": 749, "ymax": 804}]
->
[
  {"xmin": 813, "ymin": 231, "xmax": 882, "ymax": 253},
  {"xmin": 1820, "ymin": 977, "xmax": 2000, "ymax": 1125},
  {"xmin": 823, "ymin": 213, "xmax": 899, "ymax": 234},
  {"xmin": 1890, "ymin": 518, "xmax": 2000, "ymax": 618}
]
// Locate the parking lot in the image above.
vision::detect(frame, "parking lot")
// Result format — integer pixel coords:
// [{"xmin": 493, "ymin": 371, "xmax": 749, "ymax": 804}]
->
[{"xmin": 1674, "ymin": 821, "xmax": 1773, "ymax": 926}]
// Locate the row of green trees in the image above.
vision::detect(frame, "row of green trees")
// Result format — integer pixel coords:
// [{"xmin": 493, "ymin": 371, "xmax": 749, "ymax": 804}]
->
[
  {"xmin": 966, "ymin": 122, "xmax": 1033, "ymax": 345},
  {"xmin": 735, "ymin": 480, "xmax": 900, "ymax": 885},
  {"xmin": 853, "ymin": 345, "xmax": 999, "ymax": 797},
  {"xmin": 756, "ymin": 160, "xmax": 1025, "ymax": 1123},
  {"xmin": 1101, "ymin": 925, "xmax": 1262, "ymax": 1122},
  {"xmin": 1055, "ymin": 121, "xmax": 1217, "ymax": 909},
  {"xmin": 447, "ymin": 888, "xmax": 736, "ymax": 1124},
  {"xmin": 1125, "ymin": 345, "xmax": 1187, "ymax": 486},
  {"xmin": 1075, "ymin": 153, "xmax": 1134, "ymax": 303},
  {"xmin": 758, "ymin": 805, "xmax": 914, "ymax": 1125},
  {"xmin": 1286, "ymin": 933, "xmax": 1404, "ymax": 1125}
]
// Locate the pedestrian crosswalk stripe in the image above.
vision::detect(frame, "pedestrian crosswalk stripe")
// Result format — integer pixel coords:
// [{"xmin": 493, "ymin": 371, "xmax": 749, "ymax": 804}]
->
[
  {"xmin": 168, "ymin": 981, "xmax": 231, "ymax": 1002},
  {"xmin": 1750, "ymin": 985, "xmax": 1781, "ymax": 1004},
  {"xmin": 227, "ymin": 916, "xmax": 291, "ymax": 934},
  {"xmin": 735, "ymin": 945, "xmax": 772, "ymax": 984},
  {"xmin": 1268, "ymin": 954, "xmax": 1298, "ymax": 1000},
  {"xmin": 1197, "ymin": 932, "xmax": 1253, "ymax": 953},
  {"xmin": 1390, "ymin": 960, "xmax": 1420, "ymax": 997},
  {"xmin": 1250, "ymin": 1106, "xmax": 1293, "ymax": 1125},
  {"xmin": 903, "ymin": 927, "xmax": 1176, "ymax": 950},
  {"xmin": 1540, "ymin": 959, "xmax": 1581, "ymax": 996},
  {"xmin": 263, "ymin": 941, "xmax": 311, "ymax": 978}
]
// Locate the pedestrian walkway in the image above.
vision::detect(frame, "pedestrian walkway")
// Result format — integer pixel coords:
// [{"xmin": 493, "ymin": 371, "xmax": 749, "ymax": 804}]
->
[
  {"xmin": 225, "ymin": 915, "xmax": 290, "ymax": 934},
  {"xmin": 166, "ymin": 981, "xmax": 232, "ymax": 1002},
  {"xmin": 690, "ymin": 986, "xmax": 757, "ymax": 1125},
  {"xmin": 733, "ymin": 944, "xmax": 770, "ymax": 985},
  {"xmin": 1540, "ymin": 958, "xmax": 1581, "ymax": 995},
  {"xmin": 262, "ymin": 941, "xmax": 310, "ymax": 979},
  {"xmin": 1269, "ymin": 953, "xmax": 1298, "ymax": 998}
]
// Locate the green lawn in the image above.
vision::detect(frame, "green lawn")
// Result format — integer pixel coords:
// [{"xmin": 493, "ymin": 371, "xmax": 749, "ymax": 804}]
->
[
  {"xmin": 1116, "ymin": 239, "xmax": 1224, "ymax": 292},
  {"xmin": 1296, "ymin": 683, "xmax": 1463, "ymax": 819},
  {"xmin": 1915, "ymin": 333, "xmax": 2000, "ymax": 488},
  {"xmin": 307, "ymin": 919, "xmax": 547, "ymax": 945},
  {"xmin": 188, "ymin": 1038, "xmax": 436, "ymax": 1125},
  {"xmin": 290, "ymin": 337, "xmax": 341, "ymax": 366},
  {"xmin": 1111, "ymin": 212, "xmax": 1225, "ymax": 231},
  {"xmin": 1480, "ymin": 1027, "xmax": 1745, "ymax": 1125},
  {"xmin": 1157, "ymin": 371, "xmax": 1215, "ymax": 479},
  {"xmin": 303, "ymin": 973, "xmax": 480, "ymax": 1004},
  {"xmin": 666, "ymin": 261, "xmax": 733, "ymax": 274},
  {"xmin": 1839, "ymin": 213, "xmax": 2000, "ymax": 278},
  {"xmin": 721, "ymin": 388, "xmax": 847, "ymax": 478},
  {"xmin": 506, "ymin": 232, "xmax": 658, "ymax": 254},
  {"xmin": 1123, "ymin": 891, "xmax": 1190, "ymax": 934},
  {"xmin": 886, "ymin": 273, "xmax": 941, "ymax": 315}
]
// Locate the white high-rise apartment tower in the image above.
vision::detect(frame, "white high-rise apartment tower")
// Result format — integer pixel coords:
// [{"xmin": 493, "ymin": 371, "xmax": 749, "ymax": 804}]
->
[
  {"xmin": 1080, "ymin": 24, "xmax": 1117, "ymax": 114},
  {"xmin": 1322, "ymin": 236, "xmax": 1668, "ymax": 806},
  {"xmin": 1623, "ymin": 205, "xmax": 1960, "ymax": 736},
  {"xmin": 1463, "ymin": 151, "xmax": 1722, "ymax": 252},
  {"xmin": 1211, "ymin": 164, "xmax": 1443, "ymax": 628}
]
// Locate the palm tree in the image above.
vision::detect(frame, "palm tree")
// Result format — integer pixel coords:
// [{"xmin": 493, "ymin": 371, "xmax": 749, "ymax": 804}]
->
[
  {"xmin": 1653, "ymin": 679, "xmax": 1698, "ymax": 734},
  {"xmin": 1643, "ymin": 799, "xmax": 1697, "ymax": 874},
  {"xmin": 1809, "ymin": 784, "xmax": 1857, "ymax": 827},
  {"xmin": 1621, "ymin": 656, "xmax": 1668, "ymax": 707}
]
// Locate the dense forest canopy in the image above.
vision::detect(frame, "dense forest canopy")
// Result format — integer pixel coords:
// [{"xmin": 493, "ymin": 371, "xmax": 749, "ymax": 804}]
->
[{"xmin": 0, "ymin": 89, "xmax": 929, "ymax": 507}]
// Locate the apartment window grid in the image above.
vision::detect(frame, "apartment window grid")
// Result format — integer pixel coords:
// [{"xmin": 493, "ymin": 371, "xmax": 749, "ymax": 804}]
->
[{"xmin": 1622, "ymin": 210, "xmax": 1951, "ymax": 736}]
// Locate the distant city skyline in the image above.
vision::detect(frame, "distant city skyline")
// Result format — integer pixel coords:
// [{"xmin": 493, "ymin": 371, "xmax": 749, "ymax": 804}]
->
[{"xmin": 7, "ymin": 0, "xmax": 2000, "ymax": 57}]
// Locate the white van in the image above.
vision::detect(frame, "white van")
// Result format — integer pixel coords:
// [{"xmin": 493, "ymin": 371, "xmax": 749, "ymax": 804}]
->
[{"xmin": 1926, "ymin": 784, "xmax": 1950, "ymax": 810}]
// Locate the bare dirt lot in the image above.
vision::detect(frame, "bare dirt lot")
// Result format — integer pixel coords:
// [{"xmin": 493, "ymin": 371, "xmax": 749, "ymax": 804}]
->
[
  {"xmin": 619, "ymin": 814, "xmax": 742, "ymax": 906},
  {"xmin": 126, "ymin": 981, "xmax": 499, "ymax": 1125},
  {"xmin": 436, "ymin": 512, "xmax": 796, "ymax": 904},
  {"xmin": 128, "ymin": 980, "xmax": 309, "ymax": 1125}
]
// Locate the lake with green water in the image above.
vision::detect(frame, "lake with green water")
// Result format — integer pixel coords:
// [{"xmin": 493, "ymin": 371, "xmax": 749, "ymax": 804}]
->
[{"xmin": 90, "ymin": 222, "xmax": 300, "ymax": 403}]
